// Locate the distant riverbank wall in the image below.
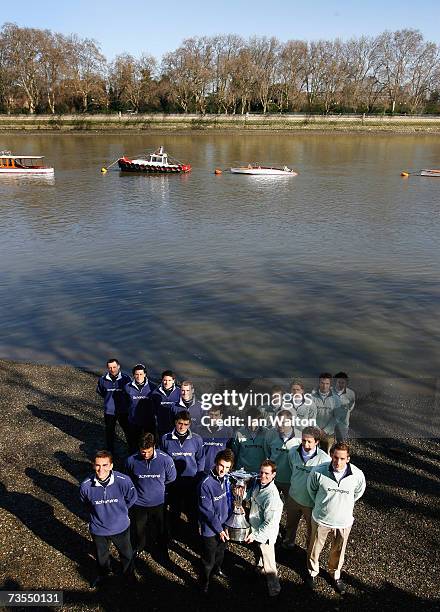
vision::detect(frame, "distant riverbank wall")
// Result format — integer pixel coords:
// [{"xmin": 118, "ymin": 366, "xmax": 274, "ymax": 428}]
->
[{"xmin": 1, "ymin": 113, "xmax": 440, "ymax": 132}]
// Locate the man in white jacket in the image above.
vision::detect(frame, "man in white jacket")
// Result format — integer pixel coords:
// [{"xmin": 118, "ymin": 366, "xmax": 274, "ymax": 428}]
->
[
  {"xmin": 333, "ymin": 372, "xmax": 355, "ymax": 441},
  {"xmin": 243, "ymin": 460, "xmax": 283, "ymax": 597},
  {"xmin": 283, "ymin": 426, "xmax": 330, "ymax": 550},
  {"xmin": 306, "ymin": 442, "xmax": 366, "ymax": 594}
]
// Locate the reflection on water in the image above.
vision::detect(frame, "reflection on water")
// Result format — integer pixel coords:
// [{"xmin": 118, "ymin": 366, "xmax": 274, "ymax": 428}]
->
[
  {"xmin": 0, "ymin": 132, "xmax": 439, "ymax": 378},
  {"xmin": 0, "ymin": 174, "xmax": 55, "ymax": 186}
]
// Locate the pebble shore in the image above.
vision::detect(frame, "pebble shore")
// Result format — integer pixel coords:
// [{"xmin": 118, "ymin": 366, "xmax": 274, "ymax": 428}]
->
[{"xmin": 0, "ymin": 359, "xmax": 438, "ymax": 611}]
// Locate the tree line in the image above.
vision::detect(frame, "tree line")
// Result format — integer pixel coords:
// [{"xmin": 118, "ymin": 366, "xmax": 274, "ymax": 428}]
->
[{"xmin": 1, "ymin": 23, "xmax": 440, "ymax": 115}]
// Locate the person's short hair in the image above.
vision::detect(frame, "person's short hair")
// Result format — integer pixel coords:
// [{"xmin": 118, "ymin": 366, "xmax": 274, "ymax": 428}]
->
[
  {"xmin": 290, "ymin": 380, "xmax": 305, "ymax": 390},
  {"xmin": 246, "ymin": 407, "xmax": 261, "ymax": 420},
  {"xmin": 334, "ymin": 371, "xmax": 348, "ymax": 379},
  {"xmin": 106, "ymin": 358, "xmax": 120, "ymax": 366},
  {"xmin": 209, "ymin": 404, "xmax": 223, "ymax": 415},
  {"xmin": 330, "ymin": 442, "xmax": 350, "ymax": 455},
  {"xmin": 94, "ymin": 449, "xmax": 113, "ymax": 463},
  {"xmin": 319, "ymin": 372, "xmax": 333, "ymax": 380},
  {"xmin": 161, "ymin": 370, "xmax": 176, "ymax": 380},
  {"xmin": 139, "ymin": 433, "xmax": 155, "ymax": 450},
  {"xmin": 215, "ymin": 448, "xmax": 235, "ymax": 466},
  {"xmin": 277, "ymin": 409, "xmax": 293, "ymax": 419},
  {"xmin": 271, "ymin": 385, "xmax": 284, "ymax": 395},
  {"xmin": 302, "ymin": 426, "xmax": 321, "ymax": 441},
  {"xmin": 181, "ymin": 380, "xmax": 194, "ymax": 389},
  {"xmin": 175, "ymin": 410, "xmax": 191, "ymax": 423},
  {"xmin": 132, "ymin": 363, "xmax": 147, "ymax": 375},
  {"xmin": 260, "ymin": 459, "xmax": 277, "ymax": 473}
]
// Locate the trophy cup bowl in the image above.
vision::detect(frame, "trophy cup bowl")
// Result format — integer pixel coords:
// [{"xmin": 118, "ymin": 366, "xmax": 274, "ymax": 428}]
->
[{"xmin": 225, "ymin": 469, "xmax": 256, "ymax": 542}]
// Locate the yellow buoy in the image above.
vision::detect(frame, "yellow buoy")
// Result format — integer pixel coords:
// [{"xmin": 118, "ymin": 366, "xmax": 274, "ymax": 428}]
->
[
  {"xmin": 101, "ymin": 167, "xmax": 107, "ymax": 174},
  {"xmin": 400, "ymin": 171, "xmax": 409, "ymax": 177},
  {"xmin": 214, "ymin": 168, "xmax": 222, "ymax": 175}
]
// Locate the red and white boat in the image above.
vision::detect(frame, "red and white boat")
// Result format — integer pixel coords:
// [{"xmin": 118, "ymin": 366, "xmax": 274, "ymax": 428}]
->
[
  {"xmin": 0, "ymin": 151, "xmax": 54, "ymax": 175},
  {"xmin": 117, "ymin": 146, "xmax": 191, "ymax": 173}
]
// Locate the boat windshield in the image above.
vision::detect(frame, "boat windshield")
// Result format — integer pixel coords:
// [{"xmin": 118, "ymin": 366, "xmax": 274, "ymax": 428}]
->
[{"xmin": 150, "ymin": 154, "xmax": 167, "ymax": 163}]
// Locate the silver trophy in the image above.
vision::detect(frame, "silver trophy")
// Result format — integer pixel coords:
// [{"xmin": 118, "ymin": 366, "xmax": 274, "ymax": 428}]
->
[{"xmin": 225, "ymin": 469, "xmax": 256, "ymax": 542}]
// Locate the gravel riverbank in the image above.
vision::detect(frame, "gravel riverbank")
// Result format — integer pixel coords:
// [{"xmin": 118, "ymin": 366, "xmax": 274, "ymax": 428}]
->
[{"xmin": 0, "ymin": 359, "xmax": 439, "ymax": 611}]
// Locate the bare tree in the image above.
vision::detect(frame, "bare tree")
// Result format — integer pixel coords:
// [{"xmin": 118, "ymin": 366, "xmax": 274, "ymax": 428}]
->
[
  {"xmin": 0, "ymin": 29, "xmax": 15, "ymax": 112},
  {"xmin": 162, "ymin": 37, "xmax": 214, "ymax": 114},
  {"xmin": 228, "ymin": 45, "xmax": 258, "ymax": 114},
  {"xmin": 1, "ymin": 23, "xmax": 43, "ymax": 113},
  {"xmin": 405, "ymin": 40, "xmax": 440, "ymax": 113},
  {"xmin": 376, "ymin": 29, "xmax": 436, "ymax": 113},
  {"xmin": 275, "ymin": 39, "xmax": 307, "ymax": 112},
  {"xmin": 65, "ymin": 35, "xmax": 107, "ymax": 111},
  {"xmin": 110, "ymin": 53, "xmax": 157, "ymax": 111},
  {"xmin": 249, "ymin": 36, "xmax": 280, "ymax": 113},
  {"xmin": 40, "ymin": 31, "xmax": 71, "ymax": 114},
  {"xmin": 211, "ymin": 34, "xmax": 243, "ymax": 113},
  {"xmin": 340, "ymin": 36, "xmax": 384, "ymax": 112}
]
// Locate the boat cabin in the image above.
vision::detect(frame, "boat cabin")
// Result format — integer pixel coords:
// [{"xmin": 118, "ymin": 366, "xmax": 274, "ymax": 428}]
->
[
  {"xmin": 147, "ymin": 146, "xmax": 168, "ymax": 166},
  {"xmin": 0, "ymin": 152, "xmax": 46, "ymax": 169}
]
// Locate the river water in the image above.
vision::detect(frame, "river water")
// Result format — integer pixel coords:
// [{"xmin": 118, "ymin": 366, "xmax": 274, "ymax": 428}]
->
[{"xmin": 1, "ymin": 132, "xmax": 439, "ymax": 382}]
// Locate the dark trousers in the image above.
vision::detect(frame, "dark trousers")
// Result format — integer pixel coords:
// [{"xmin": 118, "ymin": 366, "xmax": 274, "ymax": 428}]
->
[
  {"xmin": 132, "ymin": 504, "xmax": 168, "ymax": 557},
  {"xmin": 92, "ymin": 527, "xmax": 133, "ymax": 576},
  {"xmin": 167, "ymin": 477, "xmax": 198, "ymax": 534},
  {"xmin": 104, "ymin": 412, "xmax": 130, "ymax": 452},
  {"xmin": 127, "ymin": 423, "xmax": 143, "ymax": 454},
  {"xmin": 201, "ymin": 535, "xmax": 226, "ymax": 583}
]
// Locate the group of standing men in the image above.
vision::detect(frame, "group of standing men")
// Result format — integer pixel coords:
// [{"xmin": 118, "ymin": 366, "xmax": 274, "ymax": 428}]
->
[{"xmin": 80, "ymin": 359, "xmax": 365, "ymax": 597}]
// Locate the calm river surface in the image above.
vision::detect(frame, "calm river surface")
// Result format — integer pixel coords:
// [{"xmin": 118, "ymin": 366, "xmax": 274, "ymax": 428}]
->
[{"xmin": 1, "ymin": 132, "xmax": 439, "ymax": 379}]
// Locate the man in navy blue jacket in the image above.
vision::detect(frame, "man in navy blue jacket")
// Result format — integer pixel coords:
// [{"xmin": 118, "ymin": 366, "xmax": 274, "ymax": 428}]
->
[
  {"xmin": 125, "ymin": 364, "xmax": 157, "ymax": 452},
  {"xmin": 198, "ymin": 449, "xmax": 235, "ymax": 593},
  {"xmin": 80, "ymin": 450, "xmax": 138, "ymax": 586},
  {"xmin": 161, "ymin": 410, "xmax": 204, "ymax": 535},
  {"xmin": 174, "ymin": 380, "xmax": 204, "ymax": 432},
  {"xmin": 96, "ymin": 358, "xmax": 131, "ymax": 453},
  {"xmin": 197, "ymin": 405, "xmax": 233, "ymax": 473},
  {"xmin": 151, "ymin": 370, "xmax": 181, "ymax": 439},
  {"xmin": 126, "ymin": 433, "xmax": 176, "ymax": 563}
]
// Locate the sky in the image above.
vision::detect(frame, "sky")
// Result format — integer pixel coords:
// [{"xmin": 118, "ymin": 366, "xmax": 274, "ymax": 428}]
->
[{"xmin": 2, "ymin": 0, "xmax": 440, "ymax": 62}]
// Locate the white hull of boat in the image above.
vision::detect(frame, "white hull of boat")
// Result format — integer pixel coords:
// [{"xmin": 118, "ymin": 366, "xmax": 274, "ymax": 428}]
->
[
  {"xmin": 230, "ymin": 167, "xmax": 297, "ymax": 176},
  {"xmin": 420, "ymin": 169, "xmax": 440, "ymax": 177},
  {"xmin": 0, "ymin": 167, "xmax": 54, "ymax": 175}
]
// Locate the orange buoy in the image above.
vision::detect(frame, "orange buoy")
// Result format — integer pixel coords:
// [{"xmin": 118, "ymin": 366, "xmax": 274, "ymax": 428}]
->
[
  {"xmin": 400, "ymin": 171, "xmax": 409, "ymax": 177},
  {"xmin": 214, "ymin": 168, "xmax": 223, "ymax": 175}
]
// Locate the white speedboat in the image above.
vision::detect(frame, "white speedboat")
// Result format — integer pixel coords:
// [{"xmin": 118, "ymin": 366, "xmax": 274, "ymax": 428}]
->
[
  {"xmin": 230, "ymin": 164, "xmax": 297, "ymax": 176},
  {"xmin": 0, "ymin": 151, "xmax": 54, "ymax": 175},
  {"xmin": 420, "ymin": 169, "xmax": 440, "ymax": 177}
]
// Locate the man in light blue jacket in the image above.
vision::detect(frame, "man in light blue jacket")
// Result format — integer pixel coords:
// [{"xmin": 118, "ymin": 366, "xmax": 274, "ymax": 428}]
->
[
  {"xmin": 306, "ymin": 442, "xmax": 366, "ymax": 595},
  {"xmin": 243, "ymin": 460, "xmax": 283, "ymax": 597},
  {"xmin": 231, "ymin": 408, "xmax": 267, "ymax": 473},
  {"xmin": 263, "ymin": 410, "xmax": 301, "ymax": 498},
  {"xmin": 333, "ymin": 372, "xmax": 355, "ymax": 441},
  {"xmin": 310, "ymin": 372, "xmax": 342, "ymax": 453},
  {"xmin": 283, "ymin": 426, "xmax": 330, "ymax": 550}
]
